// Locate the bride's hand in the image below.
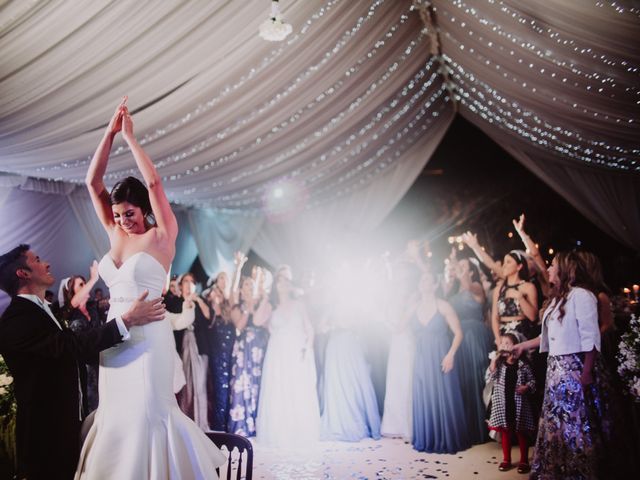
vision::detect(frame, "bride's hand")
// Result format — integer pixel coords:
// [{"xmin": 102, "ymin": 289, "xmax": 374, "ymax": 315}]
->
[
  {"xmin": 122, "ymin": 107, "xmax": 135, "ymax": 143},
  {"xmin": 107, "ymin": 96, "xmax": 127, "ymax": 136}
]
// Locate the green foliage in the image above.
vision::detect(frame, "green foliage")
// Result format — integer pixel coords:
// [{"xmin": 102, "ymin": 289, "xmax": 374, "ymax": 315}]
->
[{"xmin": 0, "ymin": 355, "xmax": 16, "ymax": 474}]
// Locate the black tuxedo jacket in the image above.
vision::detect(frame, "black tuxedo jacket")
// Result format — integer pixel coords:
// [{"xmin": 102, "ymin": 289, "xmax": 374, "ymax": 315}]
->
[{"xmin": 0, "ymin": 296, "xmax": 122, "ymax": 480}]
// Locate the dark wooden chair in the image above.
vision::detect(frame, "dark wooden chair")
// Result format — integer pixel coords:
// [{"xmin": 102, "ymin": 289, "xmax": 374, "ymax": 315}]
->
[{"xmin": 206, "ymin": 431, "xmax": 254, "ymax": 480}]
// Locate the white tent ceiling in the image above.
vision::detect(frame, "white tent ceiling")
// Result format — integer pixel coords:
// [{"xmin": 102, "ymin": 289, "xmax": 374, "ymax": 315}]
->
[{"xmin": 1, "ymin": 0, "xmax": 639, "ymax": 249}]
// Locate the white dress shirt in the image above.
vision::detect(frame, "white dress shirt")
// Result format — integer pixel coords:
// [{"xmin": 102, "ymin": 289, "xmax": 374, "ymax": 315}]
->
[{"xmin": 539, "ymin": 287, "xmax": 601, "ymax": 356}]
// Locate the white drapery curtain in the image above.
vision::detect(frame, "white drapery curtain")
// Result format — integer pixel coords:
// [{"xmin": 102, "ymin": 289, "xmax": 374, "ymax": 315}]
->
[
  {"xmin": 0, "ymin": 0, "xmax": 638, "ymax": 257},
  {"xmin": 67, "ymin": 187, "xmax": 111, "ymax": 259},
  {"xmin": 187, "ymin": 209, "xmax": 264, "ymax": 278},
  {"xmin": 431, "ymin": 0, "xmax": 640, "ymax": 248},
  {"xmin": 0, "ymin": 189, "xmax": 98, "ymax": 312},
  {"xmin": 252, "ymin": 108, "xmax": 454, "ymax": 271}
]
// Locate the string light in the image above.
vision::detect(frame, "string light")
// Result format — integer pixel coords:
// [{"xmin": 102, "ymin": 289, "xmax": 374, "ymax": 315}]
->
[
  {"xmin": 35, "ymin": 0, "xmax": 393, "ymax": 174},
  {"xmin": 203, "ymin": 62, "xmax": 444, "ymax": 209}
]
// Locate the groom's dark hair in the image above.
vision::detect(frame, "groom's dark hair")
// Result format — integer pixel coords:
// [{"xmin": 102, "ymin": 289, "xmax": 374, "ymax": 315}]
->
[{"xmin": 0, "ymin": 244, "xmax": 30, "ymax": 297}]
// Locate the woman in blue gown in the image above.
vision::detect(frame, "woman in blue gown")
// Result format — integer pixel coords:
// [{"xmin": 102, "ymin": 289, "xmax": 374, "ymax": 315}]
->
[
  {"xmin": 448, "ymin": 258, "xmax": 493, "ymax": 445},
  {"xmin": 412, "ymin": 270, "xmax": 471, "ymax": 454},
  {"xmin": 320, "ymin": 321, "xmax": 381, "ymax": 442}
]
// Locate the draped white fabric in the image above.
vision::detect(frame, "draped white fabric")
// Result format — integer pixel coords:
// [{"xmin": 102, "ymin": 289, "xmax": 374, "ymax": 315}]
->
[
  {"xmin": 67, "ymin": 188, "xmax": 111, "ymax": 259},
  {"xmin": 173, "ymin": 209, "xmax": 200, "ymax": 276},
  {"xmin": 0, "ymin": 189, "xmax": 97, "ymax": 312},
  {"xmin": 431, "ymin": 0, "xmax": 640, "ymax": 247},
  {"xmin": 187, "ymin": 209, "xmax": 264, "ymax": 278},
  {"xmin": 0, "ymin": 0, "xmax": 638, "ymax": 265},
  {"xmin": 252, "ymin": 109, "xmax": 454, "ymax": 271}
]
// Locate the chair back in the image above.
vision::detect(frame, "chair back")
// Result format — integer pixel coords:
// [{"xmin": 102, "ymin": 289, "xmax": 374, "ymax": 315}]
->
[{"xmin": 206, "ymin": 432, "xmax": 254, "ymax": 480}]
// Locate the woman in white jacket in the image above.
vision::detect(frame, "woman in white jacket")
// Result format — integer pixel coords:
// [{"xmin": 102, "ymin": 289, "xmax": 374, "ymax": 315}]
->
[{"xmin": 513, "ymin": 251, "xmax": 612, "ymax": 479}]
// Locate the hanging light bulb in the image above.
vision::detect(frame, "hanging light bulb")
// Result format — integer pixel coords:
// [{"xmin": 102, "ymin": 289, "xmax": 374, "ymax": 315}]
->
[{"xmin": 259, "ymin": 1, "xmax": 292, "ymax": 42}]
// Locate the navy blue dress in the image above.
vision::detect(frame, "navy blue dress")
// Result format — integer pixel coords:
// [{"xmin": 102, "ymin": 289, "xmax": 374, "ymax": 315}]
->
[
  {"xmin": 412, "ymin": 309, "xmax": 471, "ymax": 454},
  {"xmin": 449, "ymin": 291, "xmax": 493, "ymax": 444},
  {"xmin": 207, "ymin": 315, "xmax": 235, "ymax": 431}
]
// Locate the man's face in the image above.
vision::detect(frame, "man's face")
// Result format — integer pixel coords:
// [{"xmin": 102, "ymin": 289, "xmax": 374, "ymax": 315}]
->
[{"xmin": 18, "ymin": 250, "xmax": 55, "ymax": 289}]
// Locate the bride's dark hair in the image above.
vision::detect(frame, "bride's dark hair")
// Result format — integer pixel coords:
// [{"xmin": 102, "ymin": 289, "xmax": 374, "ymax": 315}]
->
[{"xmin": 110, "ymin": 176, "xmax": 152, "ymax": 216}]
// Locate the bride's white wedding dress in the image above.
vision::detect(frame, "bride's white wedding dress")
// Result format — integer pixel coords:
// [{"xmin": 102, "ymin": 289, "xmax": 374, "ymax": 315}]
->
[{"xmin": 75, "ymin": 252, "xmax": 226, "ymax": 479}]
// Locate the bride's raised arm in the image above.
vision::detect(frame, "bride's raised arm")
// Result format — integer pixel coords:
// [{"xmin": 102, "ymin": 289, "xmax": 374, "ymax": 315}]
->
[
  {"xmin": 121, "ymin": 106, "xmax": 178, "ymax": 242},
  {"xmin": 85, "ymin": 99, "xmax": 127, "ymax": 233}
]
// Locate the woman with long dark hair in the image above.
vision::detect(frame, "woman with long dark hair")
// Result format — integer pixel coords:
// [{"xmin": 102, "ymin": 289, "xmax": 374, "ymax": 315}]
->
[
  {"xmin": 59, "ymin": 263, "xmax": 102, "ymax": 413},
  {"xmin": 514, "ymin": 251, "xmax": 612, "ymax": 479},
  {"xmin": 490, "ymin": 251, "xmax": 538, "ymax": 345},
  {"xmin": 254, "ymin": 266, "xmax": 320, "ymax": 447},
  {"xmin": 448, "ymin": 257, "xmax": 493, "ymax": 445},
  {"xmin": 77, "ymin": 98, "xmax": 224, "ymax": 478},
  {"xmin": 411, "ymin": 270, "xmax": 470, "ymax": 454}
]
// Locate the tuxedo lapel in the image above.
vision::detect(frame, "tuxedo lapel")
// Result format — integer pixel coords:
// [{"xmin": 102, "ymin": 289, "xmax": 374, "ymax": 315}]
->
[{"xmin": 13, "ymin": 296, "xmax": 62, "ymax": 333}]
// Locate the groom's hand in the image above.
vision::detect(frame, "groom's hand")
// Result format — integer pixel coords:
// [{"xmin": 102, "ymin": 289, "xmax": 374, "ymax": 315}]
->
[{"xmin": 121, "ymin": 290, "xmax": 166, "ymax": 328}]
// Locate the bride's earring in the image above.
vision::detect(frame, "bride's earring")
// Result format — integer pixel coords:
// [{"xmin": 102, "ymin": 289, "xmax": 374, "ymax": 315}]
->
[{"xmin": 144, "ymin": 213, "xmax": 156, "ymax": 227}]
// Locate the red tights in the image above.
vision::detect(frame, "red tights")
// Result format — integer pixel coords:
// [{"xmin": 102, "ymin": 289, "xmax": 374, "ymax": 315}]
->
[{"xmin": 500, "ymin": 429, "xmax": 528, "ymax": 465}]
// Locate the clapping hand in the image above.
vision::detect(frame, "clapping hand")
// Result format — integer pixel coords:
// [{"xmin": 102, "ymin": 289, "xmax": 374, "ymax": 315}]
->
[
  {"xmin": 89, "ymin": 260, "xmax": 99, "ymax": 281},
  {"xmin": 107, "ymin": 96, "xmax": 128, "ymax": 136},
  {"xmin": 121, "ymin": 105, "xmax": 135, "ymax": 143},
  {"xmin": 234, "ymin": 251, "xmax": 248, "ymax": 267},
  {"xmin": 512, "ymin": 213, "xmax": 525, "ymax": 234}
]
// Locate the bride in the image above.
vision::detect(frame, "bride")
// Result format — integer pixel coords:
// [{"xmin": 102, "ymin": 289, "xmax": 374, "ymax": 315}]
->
[{"xmin": 77, "ymin": 98, "xmax": 225, "ymax": 479}]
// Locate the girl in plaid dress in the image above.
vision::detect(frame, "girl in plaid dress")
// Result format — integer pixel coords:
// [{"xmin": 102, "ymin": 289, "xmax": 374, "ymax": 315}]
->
[{"xmin": 487, "ymin": 332, "xmax": 536, "ymax": 474}]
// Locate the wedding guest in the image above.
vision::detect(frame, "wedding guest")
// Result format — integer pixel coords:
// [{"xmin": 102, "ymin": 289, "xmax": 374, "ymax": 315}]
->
[
  {"xmin": 412, "ymin": 270, "xmax": 470, "ymax": 454},
  {"xmin": 381, "ymin": 262, "xmax": 421, "ymax": 441},
  {"xmin": 487, "ymin": 333, "xmax": 536, "ymax": 474},
  {"xmin": 207, "ymin": 271, "xmax": 235, "ymax": 432},
  {"xmin": 320, "ymin": 314, "xmax": 381, "ymax": 442},
  {"xmin": 491, "ymin": 251, "xmax": 538, "ymax": 345},
  {"xmin": 513, "ymin": 251, "xmax": 612, "ymax": 479},
  {"xmin": 60, "ymin": 262, "xmax": 102, "ymax": 413},
  {"xmin": 255, "ymin": 266, "xmax": 320, "ymax": 447},
  {"xmin": 228, "ymin": 303, "xmax": 264, "ymax": 437},
  {"xmin": 448, "ymin": 256, "xmax": 493, "ymax": 445},
  {"xmin": 177, "ymin": 273, "xmax": 211, "ymax": 430}
]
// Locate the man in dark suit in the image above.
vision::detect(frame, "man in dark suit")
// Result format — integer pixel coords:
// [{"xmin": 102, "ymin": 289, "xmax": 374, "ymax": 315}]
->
[{"xmin": 0, "ymin": 244, "xmax": 166, "ymax": 480}]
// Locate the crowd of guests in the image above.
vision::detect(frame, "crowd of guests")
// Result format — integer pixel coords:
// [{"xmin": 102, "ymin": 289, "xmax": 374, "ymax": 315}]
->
[{"xmin": 51, "ymin": 213, "xmax": 639, "ymax": 478}]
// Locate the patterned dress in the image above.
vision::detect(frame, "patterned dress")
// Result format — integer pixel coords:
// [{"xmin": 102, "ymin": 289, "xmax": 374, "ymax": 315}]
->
[
  {"xmin": 486, "ymin": 358, "xmax": 537, "ymax": 434},
  {"xmin": 227, "ymin": 325, "xmax": 268, "ymax": 437},
  {"xmin": 531, "ymin": 354, "xmax": 612, "ymax": 480}
]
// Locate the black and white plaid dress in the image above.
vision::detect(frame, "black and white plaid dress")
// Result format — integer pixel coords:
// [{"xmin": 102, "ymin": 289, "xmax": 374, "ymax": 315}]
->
[{"xmin": 486, "ymin": 358, "xmax": 537, "ymax": 432}]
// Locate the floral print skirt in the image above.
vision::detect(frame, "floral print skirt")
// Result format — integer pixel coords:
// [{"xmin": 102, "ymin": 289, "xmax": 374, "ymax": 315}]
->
[{"xmin": 531, "ymin": 353, "xmax": 611, "ymax": 480}]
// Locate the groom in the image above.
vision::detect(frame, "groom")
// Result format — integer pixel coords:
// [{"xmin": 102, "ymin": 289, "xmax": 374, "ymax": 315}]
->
[{"xmin": 0, "ymin": 245, "xmax": 166, "ymax": 480}]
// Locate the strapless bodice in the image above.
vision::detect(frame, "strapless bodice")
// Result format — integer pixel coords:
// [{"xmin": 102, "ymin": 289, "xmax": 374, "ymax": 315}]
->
[{"xmin": 98, "ymin": 252, "xmax": 167, "ymax": 317}]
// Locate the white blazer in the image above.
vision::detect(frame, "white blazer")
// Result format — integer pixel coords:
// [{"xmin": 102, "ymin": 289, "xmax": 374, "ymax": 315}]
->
[{"xmin": 540, "ymin": 287, "xmax": 600, "ymax": 356}]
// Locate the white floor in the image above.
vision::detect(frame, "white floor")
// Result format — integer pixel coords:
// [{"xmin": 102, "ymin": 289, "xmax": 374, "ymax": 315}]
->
[{"xmin": 244, "ymin": 437, "xmax": 527, "ymax": 480}]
